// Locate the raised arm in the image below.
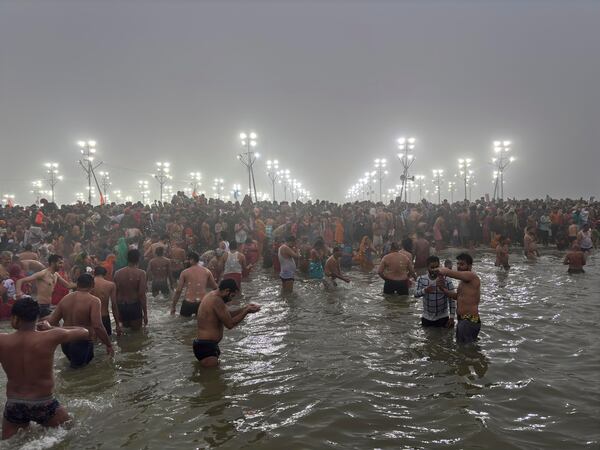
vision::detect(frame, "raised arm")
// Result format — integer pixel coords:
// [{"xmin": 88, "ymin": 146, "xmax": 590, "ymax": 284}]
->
[
  {"xmin": 57, "ymin": 273, "xmax": 76, "ymax": 290},
  {"xmin": 439, "ymin": 267, "xmax": 477, "ymax": 282},
  {"xmin": 15, "ymin": 271, "xmax": 45, "ymax": 296}
]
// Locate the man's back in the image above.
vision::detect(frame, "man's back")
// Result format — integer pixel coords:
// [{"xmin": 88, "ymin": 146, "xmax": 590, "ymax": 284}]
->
[
  {"xmin": 114, "ymin": 267, "xmax": 145, "ymax": 302},
  {"xmin": 196, "ymin": 294, "xmax": 223, "ymax": 341},
  {"xmin": 57, "ymin": 291, "xmax": 97, "ymax": 328},
  {"xmin": 382, "ymin": 251, "xmax": 411, "ymax": 280},
  {"xmin": 182, "ymin": 265, "xmax": 211, "ymax": 301},
  {"xmin": 91, "ymin": 277, "xmax": 115, "ymax": 315}
]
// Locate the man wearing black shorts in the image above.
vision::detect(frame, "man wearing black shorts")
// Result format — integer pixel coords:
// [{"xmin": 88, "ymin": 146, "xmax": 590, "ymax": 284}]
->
[{"xmin": 113, "ymin": 249, "xmax": 147, "ymax": 330}]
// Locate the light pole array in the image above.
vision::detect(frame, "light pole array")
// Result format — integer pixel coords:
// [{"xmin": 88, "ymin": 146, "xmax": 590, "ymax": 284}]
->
[
  {"xmin": 414, "ymin": 175, "xmax": 426, "ymax": 202},
  {"xmin": 99, "ymin": 171, "xmax": 111, "ymax": 203},
  {"xmin": 279, "ymin": 169, "xmax": 291, "ymax": 201},
  {"xmin": 397, "ymin": 136, "xmax": 416, "ymax": 203},
  {"xmin": 31, "ymin": 181, "xmax": 46, "ymax": 204},
  {"xmin": 374, "ymin": 158, "xmax": 388, "ymax": 202},
  {"xmin": 44, "ymin": 163, "xmax": 63, "ymax": 203},
  {"xmin": 457, "ymin": 158, "xmax": 473, "ymax": 201},
  {"xmin": 448, "ymin": 181, "xmax": 457, "ymax": 203},
  {"xmin": 138, "ymin": 180, "xmax": 150, "ymax": 204},
  {"xmin": 492, "ymin": 140, "xmax": 515, "ymax": 200},
  {"xmin": 154, "ymin": 162, "xmax": 172, "ymax": 202},
  {"xmin": 189, "ymin": 172, "xmax": 202, "ymax": 197},
  {"xmin": 77, "ymin": 140, "xmax": 101, "ymax": 204},
  {"xmin": 266, "ymin": 159, "xmax": 280, "ymax": 201},
  {"xmin": 213, "ymin": 178, "xmax": 224, "ymax": 200},
  {"xmin": 237, "ymin": 132, "xmax": 260, "ymax": 202},
  {"xmin": 432, "ymin": 169, "xmax": 444, "ymax": 204}
]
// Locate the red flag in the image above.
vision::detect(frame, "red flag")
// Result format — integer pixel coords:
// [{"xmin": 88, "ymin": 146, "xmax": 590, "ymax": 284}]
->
[{"xmin": 100, "ymin": 192, "xmax": 106, "ymax": 205}]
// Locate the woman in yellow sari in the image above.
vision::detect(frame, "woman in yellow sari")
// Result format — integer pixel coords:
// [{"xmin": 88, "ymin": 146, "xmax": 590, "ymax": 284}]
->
[{"xmin": 354, "ymin": 236, "xmax": 375, "ymax": 271}]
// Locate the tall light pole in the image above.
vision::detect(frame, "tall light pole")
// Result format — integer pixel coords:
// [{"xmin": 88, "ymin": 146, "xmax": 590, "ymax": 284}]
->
[
  {"xmin": 448, "ymin": 181, "xmax": 457, "ymax": 203},
  {"xmin": 457, "ymin": 158, "xmax": 473, "ymax": 201},
  {"xmin": 232, "ymin": 183, "xmax": 242, "ymax": 202},
  {"xmin": 31, "ymin": 181, "xmax": 44, "ymax": 204},
  {"xmin": 213, "ymin": 178, "xmax": 224, "ymax": 200},
  {"xmin": 266, "ymin": 159, "xmax": 280, "ymax": 201},
  {"xmin": 189, "ymin": 172, "xmax": 202, "ymax": 197},
  {"xmin": 154, "ymin": 162, "xmax": 172, "ymax": 202},
  {"xmin": 397, "ymin": 137, "xmax": 416, "ymax": 203},
  {"xmin": 374, "ymin": 158, "xmax": 388, "ymax": 202},
  {"xmin": 432, "ymin": 169, "xmax": 444, "ymax": 204},
  {"xmin": 98, "ymin": 171, "xmax": 111, "ymax": 203},
  {"xmin": 44, "ymin": 163, "xmax": 63, "ymax": 203},
  {"xmin": 138, "ymin": 180, "xmax": 149, "ymax": 204},
  {"xmin": 414, "ymin": 175, "xmax": 425, "ymax": 202},
  {"xmin": 238, "ymin": 132, "xmax": 260, "ymax": 202},
  {"xmin": 492, "ymin": 140, "xmax": 515, "ymax": 200},
  {"xmin": 279, "ymin": 169, "xmax": 291, "ymax": 201},
  {"xmin": 78, "ymin": 140, "xmax": 101, "ymax": 204}
]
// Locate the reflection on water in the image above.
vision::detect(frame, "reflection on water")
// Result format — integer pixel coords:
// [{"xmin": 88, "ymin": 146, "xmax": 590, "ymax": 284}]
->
[{"xmin": 0, "ymin": 250, "xmax": 598, "ymax": 449}]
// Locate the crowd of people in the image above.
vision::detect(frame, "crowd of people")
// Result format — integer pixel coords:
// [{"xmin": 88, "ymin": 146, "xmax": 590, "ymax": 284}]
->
[{"xmin": 0, "ymin": 192, "xmax": 597, "ymax": 439}]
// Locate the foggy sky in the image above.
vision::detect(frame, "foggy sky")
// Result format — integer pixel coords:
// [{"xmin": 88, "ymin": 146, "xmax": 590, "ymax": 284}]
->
[{"xmin": 1, "ymin": 0, "xmax": 599, "ymax": 204}]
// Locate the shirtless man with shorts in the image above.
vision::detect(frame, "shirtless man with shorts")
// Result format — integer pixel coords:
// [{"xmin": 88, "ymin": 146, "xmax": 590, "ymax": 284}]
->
[
  {"xmin": 147, "ymin": 246, "xmax": 173, "ymax": 298},
  {"xmin": 524, "ymin": 227, "xmax": 539, "ymax": 261},
  {"xmin": 193, "ymin": 279, "xmax": 260, "ymax": 367},
  {"xmin": 16, "ymin": 255, "xmax": 75, "ymax": 318},
  {"xmin": 0, "ymin": 297, "xmax": 89, "ymax": 440},
  {"xmin": 171, "ymin": 252, "xmax": 218, "ymax": 317},
  {"xmin": 48, "ymin": 274, "xmax": 113, "ymax": 368},
  {"xmin": 92, "ymin": 266, "xmax": 121, "ymax": 336},
  {"xmin": 323, "ymin": 246, "xmax": 351, "ymax": 289},
  {"xmin": 278, "ymin": 236, "xmax": 299, "ymax": 293},
  {"xmin": 563, "ymin": 242, "xmax": 586, "ymax": 274},
  {"xmin": 113, "ymin": 249, "xmax": 147, "ymax": 330},
  {"xmin": 438, "ymin": 253, "xmax": 482, "ymax": 344},
  {"xmin": 378, "ymin": 241, "xmax": 416, "ymax": 295},
  {"xmin": 495, "ymin": 236, "xmax": 511, "ymax": 270}
]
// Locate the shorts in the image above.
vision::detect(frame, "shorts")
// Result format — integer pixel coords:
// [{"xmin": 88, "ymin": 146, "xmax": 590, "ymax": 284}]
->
[
  {"xmin": 102, "ymin": 315, "xmax": 112, "ymax": 336},
  {"xmin": 193, "ymin": 339, "xmax": 221, "ymax": 361},
  {"xmin": 118, "ymin": 301, "xmax": 143, "ymax": 323},
  {"xmin": 421, "ymin": 317, "xmax": 450, "ymax": 327},
  {"xmin": 151, "ymin": 280, "xmax": 170, "ymax": 297},
  {"xmin": 61, "ymin": 340, "xmax": 94, "ymax": 368},
  {"xmin": 383, "ymin": 279, "xmax": 409, "ymax": 295},
  {"xmin": 180, "ymin": 300, "xmax": 200, "ymax": 317},
  {"xmin": 4, "ymin": 397, "xmax": 60, "ymax": 425},
  {"xmin": 280, "ymin": 277, "xmax": 295, "ymax": 283},
  {"xmin": 456, "ymin": 315, "xmax": 481, "ymax": 344},
  {"xmin": 39, "ymin": 303, "xmax": 53, "ymax": 318}
]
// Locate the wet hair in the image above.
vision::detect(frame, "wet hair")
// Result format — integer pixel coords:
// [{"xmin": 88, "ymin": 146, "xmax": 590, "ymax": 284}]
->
[
  {"xmin": 229, "ymin": 241, "xmax": 238, "ymax": 251},
  {"xmin": 401, "ymin": 238, "xmax": 413, "ymax": 252},
  {"xmin": 390, "ymin": 242, "xmax": 400, "ymax": 251},
  {"xmin": 48, "ymin": 254, "xmax": 62, "ymax": 265},
  {"xmin": 187, "ymin": 252, "xmax": 200, "ymax": 263},
  {"xmin": 94, "ymin": 266, "xmax": 107, "ymax": 276},
  {"xmin": 456, "ymin": 252, "xmax": 473, "ymax": 266},
  {"xmin": 127, "ymin": 249, "xmax": 140, "ymax": 264},
  {"xmin": 24, "ymin": 244, "xmax": 32, "ymax": 251},
  {"xmin": 155, "ymin": 246, "xmax": 164, "ymax": 257},
  {"xmin": 77, "ymin": 273, "xmax": 94, "ymax": 289},
  {"xmin": 219, "ymin": 278, "xmax": 239, "ymax": 292},
  {"xmin": 426, "ymin": 255, "xmax": 440, "ymax": 266},
  {"xmin": 11, "ymin": 296, "xmax": 40, "ymax": 322}
]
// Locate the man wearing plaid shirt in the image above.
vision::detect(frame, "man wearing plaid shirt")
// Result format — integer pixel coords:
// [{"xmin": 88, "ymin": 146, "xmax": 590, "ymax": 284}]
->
[{"xmin": 414, "ymin": 256, "xmax": 456, "ymax": 327}]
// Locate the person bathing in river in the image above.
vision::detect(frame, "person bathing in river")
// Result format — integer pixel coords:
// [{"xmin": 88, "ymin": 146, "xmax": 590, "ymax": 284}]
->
[{"xmin": 564, "ymin": 242, "xmax": 586, "ymax": 274}]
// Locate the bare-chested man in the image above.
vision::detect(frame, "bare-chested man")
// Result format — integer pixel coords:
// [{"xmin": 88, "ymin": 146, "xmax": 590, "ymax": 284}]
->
[
  {"xmin": 324, "ymin": 246, "xmax": 351, "ymax": 289},
  {"xmin": 495, "ymin": 236, "xmax": 511, "ymax": 270},
  {"xmin": 48, "ymin": 274, "xmax": 113, "ymax": 368},
  {"xmin": 413, "ymin": 231, "xmax": 431, "ymax": 276},
  {"xmin": 0, "ymin": 297, "xmax": 89, "ymax": 440},
  {"xmin": 169, "ymin": 241, "xmax": 186, "ymax": 280},
  {"xmin": 113, "ymin": 249, "xmax": 147, "ymax": 330},
  {"xmin": 439, "ymin": 253, "xmax": 481, "ymax": 344},
  {"xmin": 171, "ymin": 252, "xmax": 218, "ymax": 317},
  {"xmin": 16, "ymin": 254, "xmax": 75, "ymax": 318},
  {"xmin": 194, "ymin": 278, "xmax": 260, "ymax": 367},
  {"xmin": 147, "ymin": 246, "xmax": 173, "ymax": 298},
  {"xmin": 92, "ymin": 266, "xmax": 121, "ymax": 336},
  {"xmin": 17, "ymin": 244, "xmax": 38, "ymax": 262},
  {"xmin": 378, "ymin": 241, "xmax": 415, "ymax": 295},
  {"xmin": 524, "ymin": 227, "xmax": 539, "ymax": 260},
  {"xmin": 564, "ymin": 242, "xmax": 586, "ymax": 274},
  {"xmin": 278, "ymin": 236, "xmax": 299, "ymax": 293}
]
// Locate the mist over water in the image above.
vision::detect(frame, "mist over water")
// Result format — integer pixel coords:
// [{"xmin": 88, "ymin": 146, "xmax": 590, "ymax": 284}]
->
[{"xmin": 1, "ymin": 249, "xmax": 598, "ymax": 449}]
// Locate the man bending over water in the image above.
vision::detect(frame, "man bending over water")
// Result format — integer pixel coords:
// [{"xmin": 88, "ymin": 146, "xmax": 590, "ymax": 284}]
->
[
  {"xmin": 438, "ymin": 253, "xmax": 481, "ymax": 344},
  {"xmin": 194, "ymin": 279, "xmax": 260, "ymax": 367},
  {"xmin": 0, "ymin": 298, "xmax": 89, "ymax": 440}
]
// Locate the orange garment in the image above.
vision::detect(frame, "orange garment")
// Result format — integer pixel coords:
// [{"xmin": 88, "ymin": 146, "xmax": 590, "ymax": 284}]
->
[
  {"xmin": 334, "ymin": 220, "xmax": 344, "ymax": 244},
  {"xmin": 101, "ymin": 254, "xmax": 116, "ymax": 281}
]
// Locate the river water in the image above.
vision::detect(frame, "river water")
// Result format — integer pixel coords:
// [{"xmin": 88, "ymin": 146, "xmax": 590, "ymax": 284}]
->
[{"xmin": 1, "ymin": 249, "xmax": 599, "ymax": 450}]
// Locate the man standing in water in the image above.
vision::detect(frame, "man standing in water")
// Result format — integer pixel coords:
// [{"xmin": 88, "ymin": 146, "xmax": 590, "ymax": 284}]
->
[
  {"xmin": 113, "ymin": 249, "xmax": 147, "ymax": 330},
  {"xmin": 92, "ymin": 266, "xmax": 121, "ymax": 336},
  {"xmin": 171, "ymin": 252, "xmax": 218, "ymax": 317},
  {"xmin": 278, "ymin": 236, "xmax": 298, "ymax": 293},
  {"xmin": 438, "ymin": 253, "xmax": 481, "ymax": 344},
  {"xmin": 147, "ymin": 246, "xmax": 173, "ymax": 298},
  {"xmin": 194, "ymin": 279, "xmax": 260, "ymax": 367},
  {"xmin": 413, "ymin": 230, "xmax": 430, "ymax": 276},
  {"xmin": 16, "ymin": 254, "xmax": 75, "ymax": 318},
  {"xmin": 495, "ymin": 236, "xmax": 511, "ymax": 270},
  {"xmin": 323, "ymin": 246, "xmax": 351, "ymax": 289},
  {"xmin": 0, "ymin": 297, "xmax": 89, "ymax": 440},
  {"xmin": 48, "ymin": 274, "xmax": 114, "ymax": 368},
  {"xmin": 524, "ymin": 227, "xmax": 539, "ymax": 260},
  {"xmin": 378, "ymin": 242, "xmax": 415, "ymax": 295},
  {"xmin": 415, "ymin": 256, "xmax": 456, "ymax": 328},
  {"xmin": 563, "ymin": 242, "xmax": 586, "ymax": 274}
]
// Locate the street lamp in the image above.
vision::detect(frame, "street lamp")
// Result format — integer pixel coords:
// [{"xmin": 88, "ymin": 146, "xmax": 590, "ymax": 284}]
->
[
  {"xmin": 414, "ymin": 175, "xmax": 426, "ymax": 202},
  {"xmin": 232, "ymin": 183, "xmax": 242, "ymax": 202},
  {"xmin": 77, "ymin": 140, "xmax": 101, "ymax": 204},
  {"xmin": 189, "ymin": 172, "xmax": 202, "ymax": 197},
  {"xmin": 457, "ymin": 158, "xmax": 474, "ymax": 201},
  {"xmin": 432, "ymin": 169, "xmax": 444, "ymax": 204},
  {"xmin": 31, "ymin": 180, "xmax": 44, "ymax": 204},
  {"xmin": 138, "ymin": 180, "xmax": 150, "ymax": 204},
  {"xmin": 491, "ymin": 140, "xmax": 515, "ymax": 200},
  {"xmin": 397, "ymin": 136, "xmax": 416, "ymax": 202},
  {"xmin": 279, "ymin": 169, "xmax": 291, "ymax": 201},
  {"xmin": 213, "ymin": 178, "xmax": 224, "ymax": 200},
  {"xmin": 238, "ymin": 131, "xmax": 260, "ymax": 202},
  {"xmin": 98, "ymin": 171, "xmax": 111, "ymax": 203},
  {"xmin": 448, "ymin": 181, "xmax": 457, "ymax": 203},
  {"xmin": 374, "ymin": 158, "xmax": 388, "ymax": 202},
  {"xmin": 155, "ymin": 162, "xmax": 172, "ymax": 202},
  {"xmin": 266, "ymin": 159, "xmax": 280, "ymax": 201},
  {"xmin": 44, "ymin": 163, "xmax": 63, "ymax": 203}
]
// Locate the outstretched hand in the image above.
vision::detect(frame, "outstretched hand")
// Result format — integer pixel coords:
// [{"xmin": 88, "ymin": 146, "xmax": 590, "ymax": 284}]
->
[{"xmin": 247, "ymin": 303, "xmax": 261, "ymax": 313}]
